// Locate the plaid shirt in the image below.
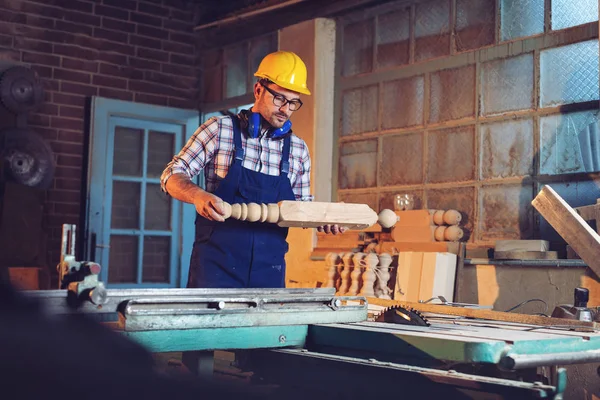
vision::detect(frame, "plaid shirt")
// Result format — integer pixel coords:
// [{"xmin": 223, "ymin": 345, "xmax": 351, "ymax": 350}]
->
[{"xmin": 160, "ymin": 114, "xmax": 312, "ymax": 200}]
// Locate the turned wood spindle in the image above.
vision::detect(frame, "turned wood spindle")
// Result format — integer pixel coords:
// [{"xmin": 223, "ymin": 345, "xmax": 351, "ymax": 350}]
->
[
  {"xmin": 338, "ymin": 253, "xmax": 353, "ymax": 295},
  {"xmin": 359, "ymin": 253, "xmax": 378, "ymax": 297},
  {"xmin": 348, "ymin": 252, "xmax": 365, "ymax": 296},
  {"xmin": 325, "ymin": 252, "xmax": 341, "ymax": 288},
  {"xmin": 375, "ymin": 253, "xmax": 393, "ymax": 299}
]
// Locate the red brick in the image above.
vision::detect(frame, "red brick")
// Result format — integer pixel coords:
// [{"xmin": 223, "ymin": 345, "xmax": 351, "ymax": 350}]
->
[
  {"xmin": 99, "ymin": 87, "xmax": 134, "ymax": 101},
  {"xmin": 33, "ymin": 65, "xmax": 53, "ymax": 79},
  {"xmin": 162, "ymin": 41, "xmax": 194, "ymax": 55},
  {"xmin": 99, "ymin": 63, "xmax": 144, "ymax": 79},
  {"xmin": 20, "ymin": 1, "xmax": 64, "ymax": 19},
  {"xmin": 52, "ymin": 140, "xmax": 84, "ymax": 154},
  {"xmin": 22, "ymin": 51, "xmax": 60, "ymax": 67},
  {"xmin": 33, "ymin": 127, "xmax": 59, "ymax": 141},
  {"xmin": 137, "ymin": 24, "xmax": 168, "ymax": 40},
  {"xmin": 38, "ymin": 102, "xmax": 60, "ymax": 116},
  {"xmin": 2, "ymin": 9, "xmax": 28, "ymax": 24},
  {"xmin": 53, "ymin": 92, "xmax": 85, "ymax": 107},
  {"xmin": 129, "ymin": 34, "xmax": 162, "ymax": 50},
  {"xmin": 62, "ymin": 58, "xmax": 98, "ymax": 73},
  {"xmin": 48, "ymin": 189, "xmax": 81, "ymax": 204},
  {"xmin": 53, "ymin": 68, "xmax": 91, "ymax": 84},
  {"xmin": 64, "ymin": 10, "xmax": 101, "ymax": 27},
  {"xmin": 24, "ymin": 15, "xmax": 56, "ymax": 31},
  {"xmin": 145, "ymin": 70, "xmax": 195, "ymax": 88},
  {"xmin": 92, "ymin": 74, "xmax": 127, "ymax": 90},
  {"xmin": 100, "ymin": 40, "xmax": 135, "ymax": 56},
  {"xmin": 0, "ymin": 49, "xmax": 20, "ymax": 62},
  {"xmin": 131, "ymin": 12, "xmax": 162, "ymax": 27},
  {"xmin": 54, "ymin": 44, "xmax": 98, "ymax": 61},
  {"xmin": 53, "ymin": 201, "xmax": 81, "ymax": 215},
  {"xmin": 96, "ymin": 51, "xmax": 127, "ymax": 65},
  {"xmin": 170, "ymin": 53, "xmax": 195, "ymax": 66},
  {"xmin": 169, "ymin": 8, "xmax": 192, "ymax": 22},
  {"xmin": 60, "ymin": 0, "xmax": 93, "ymax": 13},
  {"xmin": 136, "ymin": 47, "xmax": 169, "ymax": 62},
  {"xmin": 135, "ymin": 92, "xmax": 168, "ymax": 106},
  {"xmin": 57, "ymin": 130, "xmax": 83, "ymax": 143},
  {"xmin": 27, "ymin": 113, "xmax": 51, "ymax": 127},
  {"xmin": 163, "ymin": 18, "xmax": 193, "ymax": 32},
  {"xmin": 60, "ymin": 82, "xmax": 98, "ymax": 97},
  {"xmin": 102, "ymin": 17, "xmax": 136, "ymax": 33},
  {"xmin": 51, "ymin": 116, "xmax": 84, "ymax": 131},
  {"xmin": 161, "ymin": 63, "xmax": 195, "ymax": 77},
  {"xmin": 54, "ymin": 178, "xmax": 82, "ymax": 191},
  {"xmin": 41, "ymin": 78, "xmax": 60, "ymax": 92},
  {"xmin": 169, "ymin": 32, "xmax": 194, "ymax": 43},
  {"xmin": 104, "ymin": 0, "xmax": 137, "ymax": 10},
  {"xmin": 168, "ymin": 96, "xmax": 195, "ymax": 109},
  {"xmin": 55, "ymin": 20, "xmax": 94, "ymax": 36},
  {"xmin": 128, "ymin": 56, "xmax": 161, "ymax": 71},
  {"xmin": 138, "ymin": 2, "xmax": 169, "ymax": 16},
  {"xmin": 94, "ymin": 27, "xmax": 128, "ymax": 43},
  {"xmin": 53, "ymin": 166, "xmax": 82, "ymax": 180},
  {"xmin": 95, "ymin": 5, "xmax": 130, "ymax": 21},
  {"xmin": 0, "ymin": 34, "xmax": 13, "ymax": 47},
  {"xmin": 13, "ymin": 37, "xmax": 53, "ymax": 53},
  {"xmin": 59, "ymin": 105, "xmax": 85, "ymax": 119}
]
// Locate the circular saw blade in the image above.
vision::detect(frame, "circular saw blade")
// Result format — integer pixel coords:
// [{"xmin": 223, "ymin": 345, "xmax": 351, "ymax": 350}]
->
[
  {"xmin": 0, "ymin": 66, "xmax": 44, "ymax": 114},
  {"xmin": 0, "ymin": 127, "xmax": 55, "ymax": 189},
  {"xmin": 374, "ymin": 305, "xmax": 430, "ymax": 327}
]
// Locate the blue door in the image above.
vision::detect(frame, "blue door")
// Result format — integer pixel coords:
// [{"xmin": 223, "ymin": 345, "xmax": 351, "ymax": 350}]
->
[{"xmin": 87, "ymin": 97, "xmax": 199, "ymax": 288}]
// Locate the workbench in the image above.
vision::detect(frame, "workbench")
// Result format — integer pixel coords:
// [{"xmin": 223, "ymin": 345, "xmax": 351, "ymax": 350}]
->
[{"xmin": 25, "ymin": 287, "xmax": 600, "ymax": 399}]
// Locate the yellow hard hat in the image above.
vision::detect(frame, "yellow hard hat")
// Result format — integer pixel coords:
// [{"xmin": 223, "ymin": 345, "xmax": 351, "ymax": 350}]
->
[{"xmin": 254, "ymin": 51, "xmax": 311, "ymax": 95}]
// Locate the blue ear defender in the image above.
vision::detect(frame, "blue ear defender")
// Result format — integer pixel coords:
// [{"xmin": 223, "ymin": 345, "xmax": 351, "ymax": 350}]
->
[{"xmin": 247, "ymin": 111, "xmax": 292, "ymax": 139}]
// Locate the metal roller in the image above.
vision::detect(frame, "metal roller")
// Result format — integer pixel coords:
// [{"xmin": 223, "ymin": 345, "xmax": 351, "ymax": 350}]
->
[{"xmin": 0, "ymin": 66, "xmax": 44, "ymax": 114}]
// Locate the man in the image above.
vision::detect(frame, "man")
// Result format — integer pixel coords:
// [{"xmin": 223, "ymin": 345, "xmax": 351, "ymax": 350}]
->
[{"xmin": 161, "ymin": 50, "xmax": 343, "ymax": 289}]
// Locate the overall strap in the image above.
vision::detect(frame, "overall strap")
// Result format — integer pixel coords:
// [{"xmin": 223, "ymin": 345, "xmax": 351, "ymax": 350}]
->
[
  {"xmin": 231, "ymin": 116, "xmax": 244, "ymax": 162},
  {"xmin": 280, "ymin": 134, "xmax": 291, "ymax": 175}
]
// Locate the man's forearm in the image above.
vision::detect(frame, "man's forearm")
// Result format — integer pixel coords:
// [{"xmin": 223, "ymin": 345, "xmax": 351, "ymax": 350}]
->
[{"xmin": 164, "ymin": 173, "xmax": 205, "ymax": 204}]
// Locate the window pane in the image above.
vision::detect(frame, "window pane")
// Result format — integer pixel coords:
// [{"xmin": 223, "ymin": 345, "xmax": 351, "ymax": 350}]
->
[
  {"xmin": 224, "ymin": 43, "xmax": 248, "ymax": 98},
  {"xmin": 376, "ymin": 8, "xmax": 410, "ymax": 69},
  {"xmin": 540, "ymin": 110, "xmax": 598, "ymax": 175},
  {"xmin": 415, "ymin": 0, "xmax": 451, "ymax": 62},
  {"xmin": 142, "ymin": 236, "xmax": 170, "ymax": 283},
  {"xmin": 430, "ymin": 65, "xmax": 476, "ymax": 123},
  {"xmin": 145, "ymin": 184, "xmax": 171, "ymax": 230},
  {"xmin": 113, "ymin": 126, "xmax": 143, "ymax": 176},
  {"xmin": 341, "ymin": 85, "xmax": 378, "ymax": 136},
  {"xmin": 481, "ymin": 53, "xmax": 534, "ymax": 115},
  {"xmin": 552, "ymin": 0, "xmax": 598, "ymax": 30},
  {"xmin": 381, "ymin": 133, "xmax": 423, "ymax": 185},
  {"xmin": 338, "ymin": 140, "xmax": 377, "ymax": 189},
  {"xmin": 455, "ymin": 0, "xmax": 495, "ymax": 52},
  {"xmin": 480, "ymin": 118, "xmax": 534, "ymax": 179},
  {"xmin": 427, "ymin": 126, "xmax": 475, "ymax": 183},
  {"xmin": 500, "ymin": 0, "xmax": 544, "ymax": 41},
  {"xmin": 108, "ymin": 235, "xmax": 138, "ymax": 284},
  {"xmin": 381, "ymin": 76, "xmax": 424, "ymax": 129},
  {"xmin": 540, "ymin": 40, "xmax": 599, "ymax": 107},
  {"xmin": 478, "ymin": 183, "xmax": 534, "ymax": 241},
  {"xmin": 111, "ymin": 181, "xmax": 140, "ymax": 229},
  {"xmin": 343, "ymin": 19, "xmax": 374, "ymax": 76},
  {"xmin": 147, "ymin": 131, "xmax": 174, "ymax": 178},
  {"xmin": 249, "ymin": 35, "xmax": 274, "ymax": 80}
]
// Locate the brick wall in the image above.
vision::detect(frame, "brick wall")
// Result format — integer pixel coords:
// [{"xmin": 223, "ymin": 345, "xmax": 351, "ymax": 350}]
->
[{"xmin": 0, "ymin": 0, "xmax": 200, "ymax": 281}]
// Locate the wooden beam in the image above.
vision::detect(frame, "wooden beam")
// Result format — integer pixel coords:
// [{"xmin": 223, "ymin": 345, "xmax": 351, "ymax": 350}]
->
[
  {"xmin": 531, "ymin": 185, "xmax": 600, "ymax": 277},
  {"xmin": 367, "ymin": 297, "xmax": 600, "ymax": 330}
]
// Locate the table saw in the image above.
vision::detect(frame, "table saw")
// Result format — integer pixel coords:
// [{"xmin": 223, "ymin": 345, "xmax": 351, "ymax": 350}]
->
[{"xmin": 24, "ymin": 286, "xmax": 600, "ymax": 399}]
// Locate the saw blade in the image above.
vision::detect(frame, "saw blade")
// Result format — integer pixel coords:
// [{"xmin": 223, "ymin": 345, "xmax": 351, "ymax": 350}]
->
[
  {"xmin": 0, "ymin": 127, "xmax": 55, "ymax": 189},
  {"xmin": 374, "ymin": 305, "xmax": 430, "ymax": 327},
  {"xmin": 0, "ymin": 66, "xmax": 44, "ymax": 114}
]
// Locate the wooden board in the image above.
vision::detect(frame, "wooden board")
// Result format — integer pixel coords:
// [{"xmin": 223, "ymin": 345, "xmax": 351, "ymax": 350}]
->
[
  {"xmin": 367, "ymin": 297, "xmax": 600, "ymax": 330},
  {"xmin": 494, "ymin": 251, "xmax": 558, "ymax": 260},
  {"xmin": 278, "ymin": 201, "xmax": 378, "ymax": 229},
  {"xmin": 531, "ymin": 185, "xmax": 600, "ymax": 277},
  {"xmin": 494, "ymin": 240, "xmax": 549, "ymax": 252}
]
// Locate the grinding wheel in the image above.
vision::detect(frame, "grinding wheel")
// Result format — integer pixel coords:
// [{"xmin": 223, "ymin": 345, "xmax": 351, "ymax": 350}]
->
[
  {"xmin": 0, "ymin": 66, "xmax": 44, "ymax": 113},
  {"xmin": 0, "ymin": 127, "xmax": 55, "ymax": 189}
]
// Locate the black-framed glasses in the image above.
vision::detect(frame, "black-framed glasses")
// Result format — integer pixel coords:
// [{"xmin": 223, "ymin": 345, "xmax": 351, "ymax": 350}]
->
[{"xmin": 260, "ymin": 82, "xmax": 303, "ymax": 111}]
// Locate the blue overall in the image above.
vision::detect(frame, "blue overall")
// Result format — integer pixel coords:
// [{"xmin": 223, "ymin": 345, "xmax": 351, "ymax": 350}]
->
[{"xmin": 187, "ymin": 116, "xmax": 296, "ymax": 288}]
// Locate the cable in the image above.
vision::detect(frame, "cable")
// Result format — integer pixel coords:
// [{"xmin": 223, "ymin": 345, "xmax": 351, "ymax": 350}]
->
[{"xmin": 504, "ymin": 298, "xmax": 549, "ymax": 315}]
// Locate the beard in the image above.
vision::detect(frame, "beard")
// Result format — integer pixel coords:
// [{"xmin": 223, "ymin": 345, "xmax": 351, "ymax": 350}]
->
[{"xmin": 268, "ymin": 111, "xmax": 289, "ymax": 128}]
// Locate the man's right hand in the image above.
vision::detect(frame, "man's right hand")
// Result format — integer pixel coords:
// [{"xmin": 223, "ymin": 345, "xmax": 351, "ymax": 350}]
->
[{"xmin": 193, "ymin": 191, "xmax": 227, "ymax": 222}]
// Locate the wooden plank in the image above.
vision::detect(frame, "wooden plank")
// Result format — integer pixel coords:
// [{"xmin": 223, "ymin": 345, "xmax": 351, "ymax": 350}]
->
[
  {"xmin": 531, "ymin": 185, "xmax": 600, "ymax": 277},
  {"xmin": 494, "ymin": 240, "xmax": 550, "ymax": 252},
  {"xmin": 494, "ymin": 251, "xmax": 558, "ymax": 260},
  {"xmin": 393, "ymin": 252, "xmax": 423, "ymax": 302},
  {"xmin": 367, "ymin": 297, "xmax": 600, "ymax": 330}
]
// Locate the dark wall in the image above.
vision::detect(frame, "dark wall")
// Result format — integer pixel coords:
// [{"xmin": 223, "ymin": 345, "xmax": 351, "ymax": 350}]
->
[{"xmin": 0, "ymin": 0, "xmax": 200, "ymax": 281}]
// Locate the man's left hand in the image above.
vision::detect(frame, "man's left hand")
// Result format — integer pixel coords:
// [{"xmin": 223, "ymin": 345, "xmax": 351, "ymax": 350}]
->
[{"xmin": 316, "ymin": 224, "xmax": 347, "ymax": 235}]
